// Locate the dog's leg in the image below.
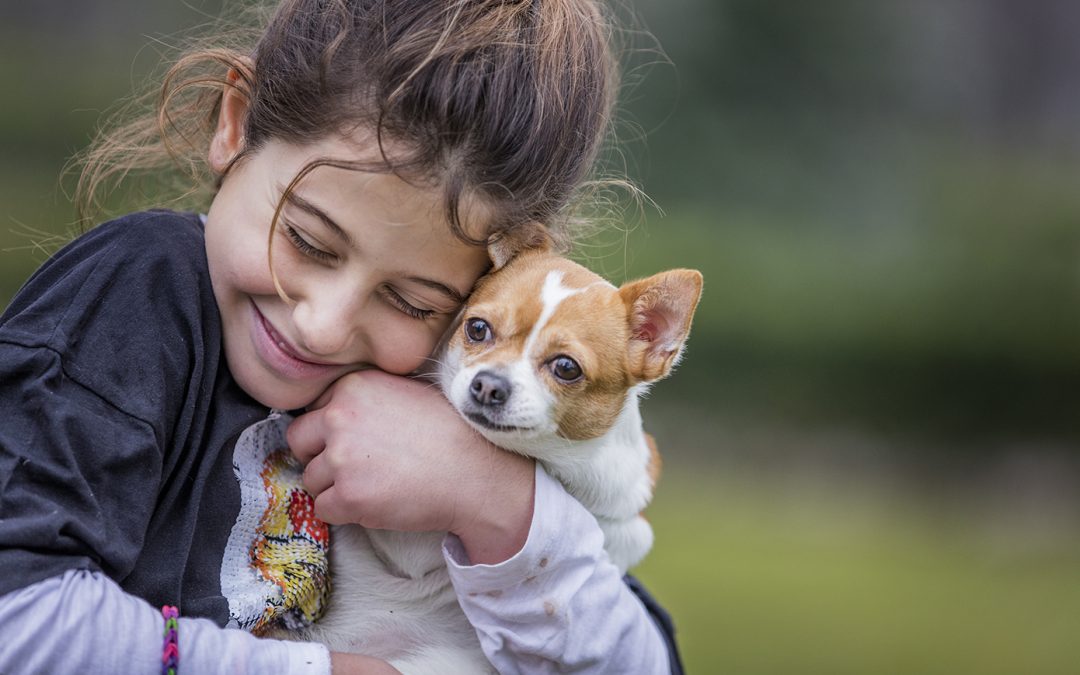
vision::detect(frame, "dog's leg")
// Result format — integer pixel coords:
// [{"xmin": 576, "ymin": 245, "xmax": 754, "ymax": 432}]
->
[{"xmin": 598, "ymin": 514, "xmax": 654, "ymax": 574}]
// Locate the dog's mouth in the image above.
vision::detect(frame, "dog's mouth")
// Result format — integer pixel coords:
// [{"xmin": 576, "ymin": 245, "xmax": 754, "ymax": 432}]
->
[{"xmin": 465, "ymin": 411, "xmax": 529, "ymax": 433}]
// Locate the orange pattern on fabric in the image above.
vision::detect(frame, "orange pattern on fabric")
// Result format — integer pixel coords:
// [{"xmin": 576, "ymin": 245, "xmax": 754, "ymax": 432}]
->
[{"xmin": 247, "ymin": 448, "xmax": 331, "ymax": 634}]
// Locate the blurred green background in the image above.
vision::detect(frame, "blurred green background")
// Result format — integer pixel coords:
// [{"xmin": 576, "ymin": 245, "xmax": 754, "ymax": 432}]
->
[{"xmin": 3, "ymin": 1, "xmax": 1080, "ymax": 672}]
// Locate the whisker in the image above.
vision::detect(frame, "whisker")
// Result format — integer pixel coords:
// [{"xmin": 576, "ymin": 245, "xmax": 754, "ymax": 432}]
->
[{"xmin": 419, "ymin": 380, "xmax": 443, "ymax": 393}]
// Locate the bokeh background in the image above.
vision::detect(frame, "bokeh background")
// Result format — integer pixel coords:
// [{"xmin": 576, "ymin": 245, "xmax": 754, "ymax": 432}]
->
[{"xmin": 3, "ymin": 1, "xmax": 1080, "ymax": 672}]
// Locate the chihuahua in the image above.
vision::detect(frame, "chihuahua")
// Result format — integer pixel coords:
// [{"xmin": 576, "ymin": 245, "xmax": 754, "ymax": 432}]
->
[{"xmin": 440, "ymin": 233, "xmax": 702, "ymax": 572}]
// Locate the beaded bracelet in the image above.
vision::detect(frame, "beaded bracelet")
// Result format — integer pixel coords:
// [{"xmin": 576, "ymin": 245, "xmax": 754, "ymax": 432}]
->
[{"xmin": 161, "ymin": 605, "xmax": 179, "ymax": 675}]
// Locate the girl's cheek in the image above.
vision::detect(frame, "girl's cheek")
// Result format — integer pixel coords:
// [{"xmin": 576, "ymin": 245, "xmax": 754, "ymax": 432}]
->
[{"xmin": 373, "ymin": 323, "xmax": 442, "ymax": 375}]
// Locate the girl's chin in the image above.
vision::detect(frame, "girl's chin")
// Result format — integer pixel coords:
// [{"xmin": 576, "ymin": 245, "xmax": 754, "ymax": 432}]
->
[
  {"xmin": 235, "ymin": 366, "xmax": 327, "ymax": 411},
  {"xmin": 255, "ymin": 391, "xmax": 320, "ymax": 412}
]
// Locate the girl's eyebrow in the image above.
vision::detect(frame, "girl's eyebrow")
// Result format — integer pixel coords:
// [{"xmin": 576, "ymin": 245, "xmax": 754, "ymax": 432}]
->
[
  {"xmin": 281, "ymin": 185, "xmax": 468, "ymax": 304},
  {"xmin": 282, "ymin": 189, "xmax": 353, "ymax": 246},
  {"xmin": 407, "ymin": 277, "xmax": 467, "ymax": 305}
]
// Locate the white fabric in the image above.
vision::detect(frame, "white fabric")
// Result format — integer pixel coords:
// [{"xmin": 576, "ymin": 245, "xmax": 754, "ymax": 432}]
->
[
  {"xmin": 0, "ymin": 569, "xmax": 330, "ymax": 675},
  {"xmin": 445, "ymin": 464, "xmax": 671, "ymax": 674},
  {"xmin": 222, "ymin": 411, "xmax": 289, "ymax": 628},
  {"xmin": 222, "ymin": 411, "xmax": 331, "ymax": 633}
]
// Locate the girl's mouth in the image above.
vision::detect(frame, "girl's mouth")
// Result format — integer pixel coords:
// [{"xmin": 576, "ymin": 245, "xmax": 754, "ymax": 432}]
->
[{"xmin": 249, "ymin": 301, "xmax": 342, "ymax": 380}]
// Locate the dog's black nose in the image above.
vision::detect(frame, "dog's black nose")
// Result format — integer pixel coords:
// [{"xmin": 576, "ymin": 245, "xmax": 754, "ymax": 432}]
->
[{"xmin": 470, "ymin": 371, "xmax": 511, "ymax": 406}]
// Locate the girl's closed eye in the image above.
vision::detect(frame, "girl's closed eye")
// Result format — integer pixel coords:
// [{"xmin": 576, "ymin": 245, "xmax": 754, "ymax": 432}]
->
[
  {"xmin": 283, "ymin": 221, "xmax": 336, "ymax": 263},
  {"xmin": 381, "ymin": 285, "xmax": 438, "ymax": 320}
]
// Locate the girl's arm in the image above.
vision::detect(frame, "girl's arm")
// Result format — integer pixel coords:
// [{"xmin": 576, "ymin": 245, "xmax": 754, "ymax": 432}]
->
[
  {"xmin": 445, "ymin": 464, "xmax": 679, "ymax": 675},
  {"xmin": 0, "ymin": 570, "xmax": 403, "ymax": 675},
  {"xmin": 288, "ymin": 369, "xmax": 681, "ymax": 674},
  {"xmin": 0, "ymin": 569, "xmax": 332, "ymax": 674}
]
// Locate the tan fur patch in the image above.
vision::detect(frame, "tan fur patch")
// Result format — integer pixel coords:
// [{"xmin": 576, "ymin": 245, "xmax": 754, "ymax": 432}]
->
[{"xmin": 544, "ymin": 287, "xmax": 631, "ymax": 440}]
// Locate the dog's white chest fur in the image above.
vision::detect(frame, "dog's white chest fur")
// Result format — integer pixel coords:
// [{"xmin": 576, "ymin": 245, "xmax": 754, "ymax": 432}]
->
[
  {"xmin": 531, "ymin": 392, "xmax": 656, "ymax": 571},
  {"xmin": 272, "ymin": 527, "xmax": 495, "ymax": 674}
]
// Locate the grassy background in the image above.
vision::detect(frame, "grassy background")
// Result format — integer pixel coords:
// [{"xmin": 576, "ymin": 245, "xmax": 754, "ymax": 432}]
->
[{"xmin": 4, "ymin": 1, "xmax": 1080, "ymax": 672}]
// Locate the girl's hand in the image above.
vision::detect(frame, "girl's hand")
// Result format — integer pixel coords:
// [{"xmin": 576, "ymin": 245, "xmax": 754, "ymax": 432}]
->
[{"xmin": 287, "ymin": 369, "xmax": 535, "ymax": 565}]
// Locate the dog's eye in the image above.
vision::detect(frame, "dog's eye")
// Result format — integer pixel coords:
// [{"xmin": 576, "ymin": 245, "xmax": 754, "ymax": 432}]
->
[
  {"xmin": 550, "ymin": 356, "xmax": 583, "ymax": 383},
  {"xmin": 465, "ymin": 318, "xmax": 493, "ymax": 342}
]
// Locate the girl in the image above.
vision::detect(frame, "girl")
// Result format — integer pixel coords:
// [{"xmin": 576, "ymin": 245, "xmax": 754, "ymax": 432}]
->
[{"xmin": 0, "ymin": 1, "xmax": 683, "ymax": 673}]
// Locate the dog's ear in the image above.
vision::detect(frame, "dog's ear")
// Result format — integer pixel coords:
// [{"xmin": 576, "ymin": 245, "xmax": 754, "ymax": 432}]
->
[
  {"xmin": 487, "ymin": 223, "xmax": 553, "ymax": 270},
  {"xmin": 619, "ymin": 269, "xmax": 703, "ymax": 383}
]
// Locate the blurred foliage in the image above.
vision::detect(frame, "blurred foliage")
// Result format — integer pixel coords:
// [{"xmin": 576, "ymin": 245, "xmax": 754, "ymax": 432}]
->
[{"xmin": 601, "ymin": 0, "xmax": 1080, "ymax": 445}]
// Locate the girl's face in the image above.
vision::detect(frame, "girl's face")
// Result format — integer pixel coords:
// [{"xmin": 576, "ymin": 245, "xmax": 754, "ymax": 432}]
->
[{"xmin": 204, "ymin": 135, "xmax": 492, "ymax": 410}]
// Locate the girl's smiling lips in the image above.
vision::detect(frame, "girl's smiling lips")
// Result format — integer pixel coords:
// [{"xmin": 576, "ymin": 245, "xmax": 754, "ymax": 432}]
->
[{"xmin": 249, "ymin": 301, "xmax": 344, "ymax": 380}]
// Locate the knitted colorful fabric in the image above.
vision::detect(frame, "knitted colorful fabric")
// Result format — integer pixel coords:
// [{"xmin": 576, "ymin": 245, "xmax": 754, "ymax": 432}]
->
[{"xmin": 220, "ymin": 413, "xmax": 331, "ymax": 634}]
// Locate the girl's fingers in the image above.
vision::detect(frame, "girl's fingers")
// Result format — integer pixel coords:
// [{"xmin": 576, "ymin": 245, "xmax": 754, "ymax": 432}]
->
[
  {"xmin": 286, "ymin": 408, "xmax": 326, "ymax": 465},
  {"xmin": 312, "ymin": 485, "xmax": 352, "ymax": 526},
  {"xmin": 301, "ymin": 452, "xmax": 335, "ymax": 499}
]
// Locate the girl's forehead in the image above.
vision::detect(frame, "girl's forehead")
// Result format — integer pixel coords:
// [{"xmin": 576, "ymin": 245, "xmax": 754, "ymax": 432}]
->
[
  {"xmin": 275, "ymin": 135, "xmax": 494, "ymax": 243},
  {"xmin": 300, "ymin": 168, "xmax": 493, "ymax": 250}
]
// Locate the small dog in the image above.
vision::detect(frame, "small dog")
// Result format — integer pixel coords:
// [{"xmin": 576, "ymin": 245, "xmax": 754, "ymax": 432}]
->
[{"xmin": 279, "ymin": 232, "xmax": 702, "ymax": 673}]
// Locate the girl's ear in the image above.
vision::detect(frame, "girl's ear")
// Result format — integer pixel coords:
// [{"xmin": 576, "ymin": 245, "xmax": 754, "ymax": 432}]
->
[
  {"xmin": 487, "ymin": 223, "xmax": 554, "ymax": 270},
  {"xmin": 620, "ymin": 269, "xmax": 704, "ymax": 383},
  {"xmin": 208, "ymin": 65, "xmax": 253, "ymax": 174}
]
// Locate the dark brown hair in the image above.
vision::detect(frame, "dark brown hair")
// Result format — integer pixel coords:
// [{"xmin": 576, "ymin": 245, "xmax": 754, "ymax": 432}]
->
[{"xmin": 74, "ymin": 0, "xmax": 622, "ymax": 247}]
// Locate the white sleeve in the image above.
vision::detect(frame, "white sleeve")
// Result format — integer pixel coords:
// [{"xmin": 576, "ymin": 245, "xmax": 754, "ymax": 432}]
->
[
  {"xmin": 443, "ymin": 464, "xmax": 671, "ymax": 675},
  {"xmin": 0, "ymin": 569, "xmax": 330, "ymax": 675}
]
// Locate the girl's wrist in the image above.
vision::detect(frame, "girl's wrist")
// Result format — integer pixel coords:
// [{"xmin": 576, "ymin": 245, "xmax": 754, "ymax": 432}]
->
[{"xmin": 451, "ymin": 452, "xmax": 536, "ymax": 565}]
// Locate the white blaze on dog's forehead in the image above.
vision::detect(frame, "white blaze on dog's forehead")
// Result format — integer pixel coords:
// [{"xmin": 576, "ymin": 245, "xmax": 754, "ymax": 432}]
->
[{"xmin": 522, "ymin": 270, "xmax": 597, "ymax": 357}]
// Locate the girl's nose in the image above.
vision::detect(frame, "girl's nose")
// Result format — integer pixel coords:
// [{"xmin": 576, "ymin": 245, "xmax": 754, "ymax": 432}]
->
[{"xmin": 291, "ymin": 283, "xmax": 367, "ymax": 359}]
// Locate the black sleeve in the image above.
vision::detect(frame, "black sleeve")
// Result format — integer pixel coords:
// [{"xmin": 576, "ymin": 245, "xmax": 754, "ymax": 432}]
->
[
  {"xmin": 0, "ymin": 211, "xmax": 211, "ymax": 597},
  {"xmin": 0, "ymin": 342, "xmax": 162, "ymax": 596},
  {"xmin": 625, "ymin": 574, "xmax": 686, "ymax": 675}
]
